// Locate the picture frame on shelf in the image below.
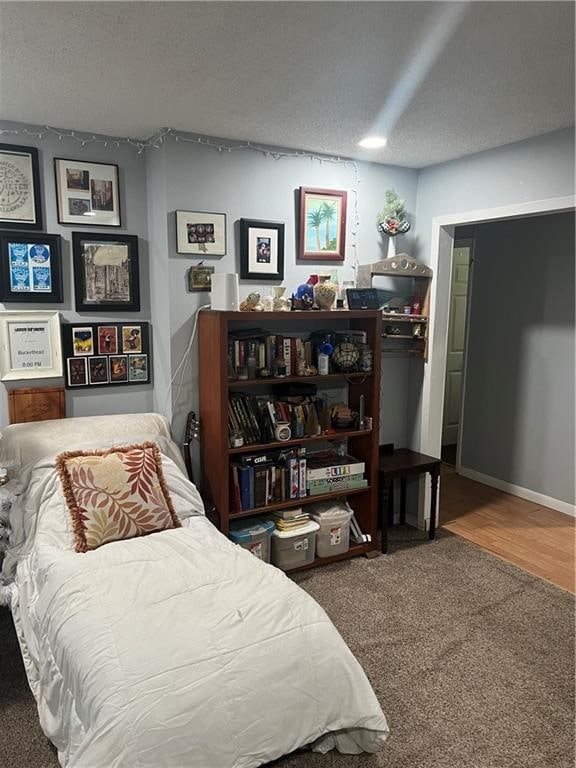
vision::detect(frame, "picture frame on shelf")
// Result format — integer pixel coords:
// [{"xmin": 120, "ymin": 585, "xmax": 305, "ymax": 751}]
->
[
  {"xmin": 176, "ymin": 210, "xmax": 226, "ymax": 256},
  {"xmin": 298, "ymin": 187, "xmax": 347, "ymax": 262},
  {"xmin": 54, "ymin": 158, "xmax": 121, "ymax": 227},
  {"xmin": 0, "ymin": 310, "xmax": 63, "ymax": 381},
  {"xmin": 61, "ymin": 321, "xmax": 151, "ymax": 389},
  {"xmin": 239, "ymin": 218, "xmax": 284, "ymax": 281},
  {"xmin": 0, "ymin": 232, "xmax": 63, "ymax": 303},
  {"xmin": 0, "ymin": 143, "xmax": 43, "ymax": 231},
  {"xmin": 72, "ymin": 232, "xmax": 140, "ymax": 312}
]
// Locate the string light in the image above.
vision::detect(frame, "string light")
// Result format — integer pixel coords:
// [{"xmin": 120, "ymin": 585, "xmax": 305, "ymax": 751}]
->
[{"xmin": 0, "ymin": 124, "xmax": 362, "ymax": 271}]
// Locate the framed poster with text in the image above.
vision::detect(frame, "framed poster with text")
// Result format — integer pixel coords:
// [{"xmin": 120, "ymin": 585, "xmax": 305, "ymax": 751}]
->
[{"xmin": 0, "ymin": 310, "xmax": 63, "ymax": 381}]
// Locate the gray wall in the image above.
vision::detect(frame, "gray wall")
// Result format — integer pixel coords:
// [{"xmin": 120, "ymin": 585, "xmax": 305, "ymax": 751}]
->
[
  {"xmin": 460, "ymin": 212, "xmax": 575, "ymax": 505},
  {"xmin": 412, "ymin": 127, "xmax": 575, "ymax": 450},
  {"xmin": 146, "ymin": 135, "xmax": 419, "ymax": 445},
  {"xmin": 0, "ymin": 121, "xmax": 152, "ymax": 428}
]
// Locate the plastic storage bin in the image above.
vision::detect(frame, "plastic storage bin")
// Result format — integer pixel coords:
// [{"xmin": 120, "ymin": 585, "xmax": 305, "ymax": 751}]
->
[
  {"xmin": 270, "ymin": 520, "xmax": 320, "ymax": 571},
  {"xmin": 229, "ymin": 518, "xmax": 276, "ymax": 562},
  {"xmin": 310, "ymin": 504, "xmax": 353, "ymax": 558}
]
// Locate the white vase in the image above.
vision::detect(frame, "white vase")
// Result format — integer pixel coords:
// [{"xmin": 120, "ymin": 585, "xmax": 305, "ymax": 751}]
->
[{"xmin": 387, "ymin": 236, "xmax": 397, "ymax": 259}]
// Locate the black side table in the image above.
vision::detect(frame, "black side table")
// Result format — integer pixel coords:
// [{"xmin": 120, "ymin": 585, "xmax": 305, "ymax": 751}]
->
[{"xmin": 378, "ymin": 448, "xmax": 441, "ymax": 553}]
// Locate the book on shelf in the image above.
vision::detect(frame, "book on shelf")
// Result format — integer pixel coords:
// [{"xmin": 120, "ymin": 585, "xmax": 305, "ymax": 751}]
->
[
  {"xmin": 228, "ymin": 392, "xmax": 328, "ymax": 447},
  {"xmin": 230, "ymin": 447, "xmax": 306, "ymax": 512}
]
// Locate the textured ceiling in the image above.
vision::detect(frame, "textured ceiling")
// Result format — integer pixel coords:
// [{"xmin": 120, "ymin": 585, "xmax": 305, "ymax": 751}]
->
[{"xmin": 0, "ymin": 1, "xmax": 573, "ymax": 168}]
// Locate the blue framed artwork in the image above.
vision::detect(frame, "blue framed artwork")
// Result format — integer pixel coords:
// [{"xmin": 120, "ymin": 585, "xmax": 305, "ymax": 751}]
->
[{"xmin": 0, "ymin": 232, "xmax": 63, "ymax": 303}]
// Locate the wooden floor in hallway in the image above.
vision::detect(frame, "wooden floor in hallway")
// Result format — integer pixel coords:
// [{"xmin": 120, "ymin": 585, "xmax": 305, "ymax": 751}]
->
[{"xmin": 439, "ymin": 465, "xmax": 575, "ymax": 593}]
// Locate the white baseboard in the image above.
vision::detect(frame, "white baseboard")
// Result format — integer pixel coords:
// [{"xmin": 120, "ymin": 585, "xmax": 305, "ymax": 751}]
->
[{"xmin": 457, "ymin": 465, "xmax": 576, "ymax": 518}]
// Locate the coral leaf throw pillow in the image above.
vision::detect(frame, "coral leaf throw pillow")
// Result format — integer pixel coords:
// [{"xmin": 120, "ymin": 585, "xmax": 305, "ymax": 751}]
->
[{"xmin": 56, "ymin": 442, "xmax": 181, "ymax": 552}]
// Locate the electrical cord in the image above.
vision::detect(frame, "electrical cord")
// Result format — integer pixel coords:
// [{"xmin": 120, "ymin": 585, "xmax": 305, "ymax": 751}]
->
[{"xmin": 163, "ymin": 304, "xmax": 210, "ymax": 418}]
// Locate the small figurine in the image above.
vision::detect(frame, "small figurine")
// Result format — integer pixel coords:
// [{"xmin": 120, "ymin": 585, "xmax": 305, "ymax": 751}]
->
[{"xmin": 239, "ymin": 292, "xmax": 263, "ymax": 311}]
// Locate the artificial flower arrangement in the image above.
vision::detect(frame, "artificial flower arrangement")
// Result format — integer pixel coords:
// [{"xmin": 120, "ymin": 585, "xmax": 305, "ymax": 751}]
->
[{"xmin": 377, "ymin": 189, "xmax": 411, "ymax": 236}]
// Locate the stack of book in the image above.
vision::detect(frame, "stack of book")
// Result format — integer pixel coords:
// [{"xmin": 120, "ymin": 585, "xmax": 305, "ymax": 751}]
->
[
  {"xmin": 306, "ymin": 451, "xmax": 368, "ymax": 496},
  {"xmin": 230, "ymin": 448, "xmax": 306, "ymax": 513},
  {"xmin": 228, "ymin": 392, "xmax": 324, "ymax": 446},
  {"xmin": 229, "ymin": 331, "xmax": 317, "ymax": 380},
  {"xmin": 271, "ymin": 507, "xmax": 311, "ymax": 532}
]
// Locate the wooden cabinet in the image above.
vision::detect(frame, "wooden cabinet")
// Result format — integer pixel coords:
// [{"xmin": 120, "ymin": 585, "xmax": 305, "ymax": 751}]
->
[
  {"xmin": 198, "ymin": 309, "xmax": 382, "ymax": 570},
  {"xmin": 357, "ymin": 253, "xmax": 432, "ymax": 359}
]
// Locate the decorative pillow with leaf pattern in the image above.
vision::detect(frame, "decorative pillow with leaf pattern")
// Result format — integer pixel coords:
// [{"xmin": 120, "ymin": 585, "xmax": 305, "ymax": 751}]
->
[{"xmin": 56, "ymin": 442, "xmax": 181, "ymax": 552}]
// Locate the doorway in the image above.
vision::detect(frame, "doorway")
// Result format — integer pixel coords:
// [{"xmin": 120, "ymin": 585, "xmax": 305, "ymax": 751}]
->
[{"xmin": 441, "ymin": 239, "xmax": 473, "ymax": 468}]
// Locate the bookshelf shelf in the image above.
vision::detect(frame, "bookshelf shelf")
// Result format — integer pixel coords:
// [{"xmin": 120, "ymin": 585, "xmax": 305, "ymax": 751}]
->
[
  {"xmin": 228, "ymin": 486, "xmax": 371, "ymax": 520},
  {"xmin": 198, "ymin": 309, "xmax": 382, "ymax": 569},
  {"xmin": 228, "ymin": 372, "xmax": 371, "ymax": 389},
  {"xmin": 228, "ymin": 428, "xmax": 372, "ymax": 454}
]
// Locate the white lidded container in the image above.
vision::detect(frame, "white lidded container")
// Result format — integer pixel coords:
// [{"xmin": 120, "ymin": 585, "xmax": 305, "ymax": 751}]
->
[
  {"xmin": 310, "ymin": 504, "xmax": 353, "ymax": 558},
  {"xmin": 270, "ymin": 520, "xmax": 320, "ymax": 571}
]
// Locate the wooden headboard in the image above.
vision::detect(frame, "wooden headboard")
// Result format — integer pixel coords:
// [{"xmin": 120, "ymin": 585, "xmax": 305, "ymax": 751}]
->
[{"xmin": 7, "ymin": 386, "xmax": 66, "ymax": 424}]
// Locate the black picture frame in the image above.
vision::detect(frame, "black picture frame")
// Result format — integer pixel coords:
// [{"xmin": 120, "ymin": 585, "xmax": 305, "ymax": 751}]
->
[
  {"xmin": 0, "ymin": 231, "xmax": 63, "ymax": 303},
  {"xmin": 61, "ymin": 321, "xmax": 151, "ymax": 389},
  {"xmin": 72, "ymin": 232, "xmax": 140, "ymax": 312},
  {"xmin": 240, "ymin": 219, "xmax": 284, "ymax": 281},
  {"xmin": 54, "ymin": 158, "xmax": 121, "ymax": 227},
  {"xmin": 0, "ymin": 143, "xmax": 43, "ymax": 231}
]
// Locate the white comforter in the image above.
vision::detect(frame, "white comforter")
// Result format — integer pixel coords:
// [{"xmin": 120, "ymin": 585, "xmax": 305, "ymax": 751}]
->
[{"xmin": 3, "ymin": 449, "xmax": 389, "ymax": 767}]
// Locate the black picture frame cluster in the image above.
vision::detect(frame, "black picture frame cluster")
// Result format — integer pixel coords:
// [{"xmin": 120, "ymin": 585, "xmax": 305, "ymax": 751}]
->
[
  {"xmin": 61, "ymin": 322, "xmax": 151, "ymax": 389},
  {"xmin": 0, "ymin": 143, "xmax": 140, "ymax": 311}
]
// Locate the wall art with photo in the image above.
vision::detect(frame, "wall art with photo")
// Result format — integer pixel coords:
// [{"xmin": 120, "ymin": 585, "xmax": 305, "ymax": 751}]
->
[
  {"xmin": 72, "ymin": 232, "xmax": 140, "ymax": 312},
  {"xmin": 298, "ymin": 187, "xmax": 347, "ymax": 261},
  {"xmin": 0, "ymin": 143, "xmax": 43, "ymax": 230},
  {"xmin": 239, "ymin": 219, "xmax": 284, "ymax": 280},
  {"xmin": 0, "ymin": 232, "xmax": 63, "ymax": 303},
  {"xmin": 61, "ymin": 321, "xmax": 151, "ymax": 389},
  {"xmin": 54, "ymin": 158, "xmax": 121, "ymax": 227},
  {"xmin": 176, "ymin": 210, "xmax": 226, "ymax": 256}
]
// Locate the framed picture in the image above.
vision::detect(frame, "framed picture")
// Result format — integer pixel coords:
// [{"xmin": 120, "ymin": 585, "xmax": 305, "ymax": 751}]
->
[
  {"xmin": 54, "ymin": 158, "xmax": 121, "ymax": 227},
  {"xmin": 0, "ymin": 144, "xmax": 42, "ymax": 231},
  {"xmin": 0, "ymin": 310, "xmax": 63, "ymax": 381},
  {"xmin": 61, "ymin": 322, "xmax": 151, "ymax": 389},
  {"xmin": 176, "ymin": 210, "xmax": 226, "ymax": 256},
  {"xmin": 298, "ymin": 187, "xmax": 347, "ymax": 262},
  {"xmin": 0, "ymin": 232, "xmax": 63, "ymax": 303},
  {"xmin": 72, "ymin": 232, "xmax": 140, "ymax": 312},
  {"xmin": 188, "ymin": 264, "xmax": 214, "ymax": 292},
  {"xmin": 240, "ymin": 219, "xmax": 284, "ymax": 281}
]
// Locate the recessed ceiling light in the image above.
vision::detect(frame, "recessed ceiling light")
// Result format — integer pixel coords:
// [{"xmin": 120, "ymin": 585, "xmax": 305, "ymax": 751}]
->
[{"xmin": 358, "ymin": 136, "xmax": 387, "ymax": 149}]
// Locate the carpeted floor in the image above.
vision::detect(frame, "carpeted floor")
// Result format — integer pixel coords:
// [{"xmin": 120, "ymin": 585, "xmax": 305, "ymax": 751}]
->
[{"xmin": 1, "ymin": 530, "xmax": 574, "ymax": 768}]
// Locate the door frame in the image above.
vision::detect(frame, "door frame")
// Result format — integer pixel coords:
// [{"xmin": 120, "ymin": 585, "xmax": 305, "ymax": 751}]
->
[
  {"xmin": 418, "ymin": 195, "xmax": 575, "ymax": 524},
  {"xmin": 451, "ymin": 238, "xmax": 474, "ymax": 472}
]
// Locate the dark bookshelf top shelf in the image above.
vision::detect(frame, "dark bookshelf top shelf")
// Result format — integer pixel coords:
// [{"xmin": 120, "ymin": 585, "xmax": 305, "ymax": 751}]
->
[
  {"xmin": 228, "ymin": 372, "xmax": 372, "ymax": 388},
  {"xmin": 382, "ymin": 313, "xmax": 428, "ymax": 323},
  {"xmin": 210, "ymin": 309, "xmax": 381, "ymax": 321},
  {"xmin": 228, "ymin": 428, "xmax": 372, "ymax": 454},
  {"xmin": 229, "ymin": 486, "xmax": 371, "ymax": 520}
]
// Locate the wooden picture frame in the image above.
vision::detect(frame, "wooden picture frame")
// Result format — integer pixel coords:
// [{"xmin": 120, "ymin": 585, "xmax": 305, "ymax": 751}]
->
[
  {"xmin": 239, "ymin": 219, "xmax": 284, "ymax": 281},
  {"xmin": 54, "ymin": 158, "xmax": 121, "ymax": 227},
  {"xmin": 8, "ymin": 386, "xmax": 66, "ymax": 424},
  {"xmin": 72, "ymin": 232, "xmax": 140, "ymax": 312},
  {"xmin": 298, "ymin": 187, "xmax": 347, "ymax": 262},
  {"xmin": 176, "ymin": 210, "xmax": 226, "ymax": 256},
  {"xmin": 0, "ymin": 143, "xmax": 42, "ymax": 231},
  {"xmin": 0, "ymin": 310, "xmax": 63, "ymax": 381},
  {"xmin": 0, "ymin": 232, "xmax": 63, "ymax": 303}
]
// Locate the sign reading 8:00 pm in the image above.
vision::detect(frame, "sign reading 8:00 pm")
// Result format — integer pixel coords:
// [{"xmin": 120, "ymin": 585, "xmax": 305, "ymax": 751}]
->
[{"xmin": 9, "ymin": 241, "xmax": 52, "ymax": 293}]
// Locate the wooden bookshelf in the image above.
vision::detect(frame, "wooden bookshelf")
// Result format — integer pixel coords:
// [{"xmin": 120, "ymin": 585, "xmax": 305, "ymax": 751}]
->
[{"xmin": 198, "ymin": 309, "xmax": 382, "ymax": 568}]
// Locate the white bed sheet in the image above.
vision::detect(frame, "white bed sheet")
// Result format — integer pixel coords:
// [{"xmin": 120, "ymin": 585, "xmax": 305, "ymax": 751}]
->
[{"xmin": 4, "ymin": 446, "xmax": 389, "ymax": 767}]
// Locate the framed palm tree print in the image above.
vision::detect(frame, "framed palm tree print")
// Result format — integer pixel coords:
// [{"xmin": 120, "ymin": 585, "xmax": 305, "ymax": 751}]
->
[{"xmin": 298, "ymin": 187, "xmax": 347, "ymax": 261}]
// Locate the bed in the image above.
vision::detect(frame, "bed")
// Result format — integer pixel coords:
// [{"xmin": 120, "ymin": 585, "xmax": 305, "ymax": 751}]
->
[{"xmin": 0, "ymin": 413, "xmax": 389, "ymax": 768}]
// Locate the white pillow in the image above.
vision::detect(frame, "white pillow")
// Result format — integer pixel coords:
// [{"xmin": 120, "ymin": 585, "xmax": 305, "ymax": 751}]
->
[{"xmin": 0, "ymin": 413, "xmax": 177, "ymax": 471}]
